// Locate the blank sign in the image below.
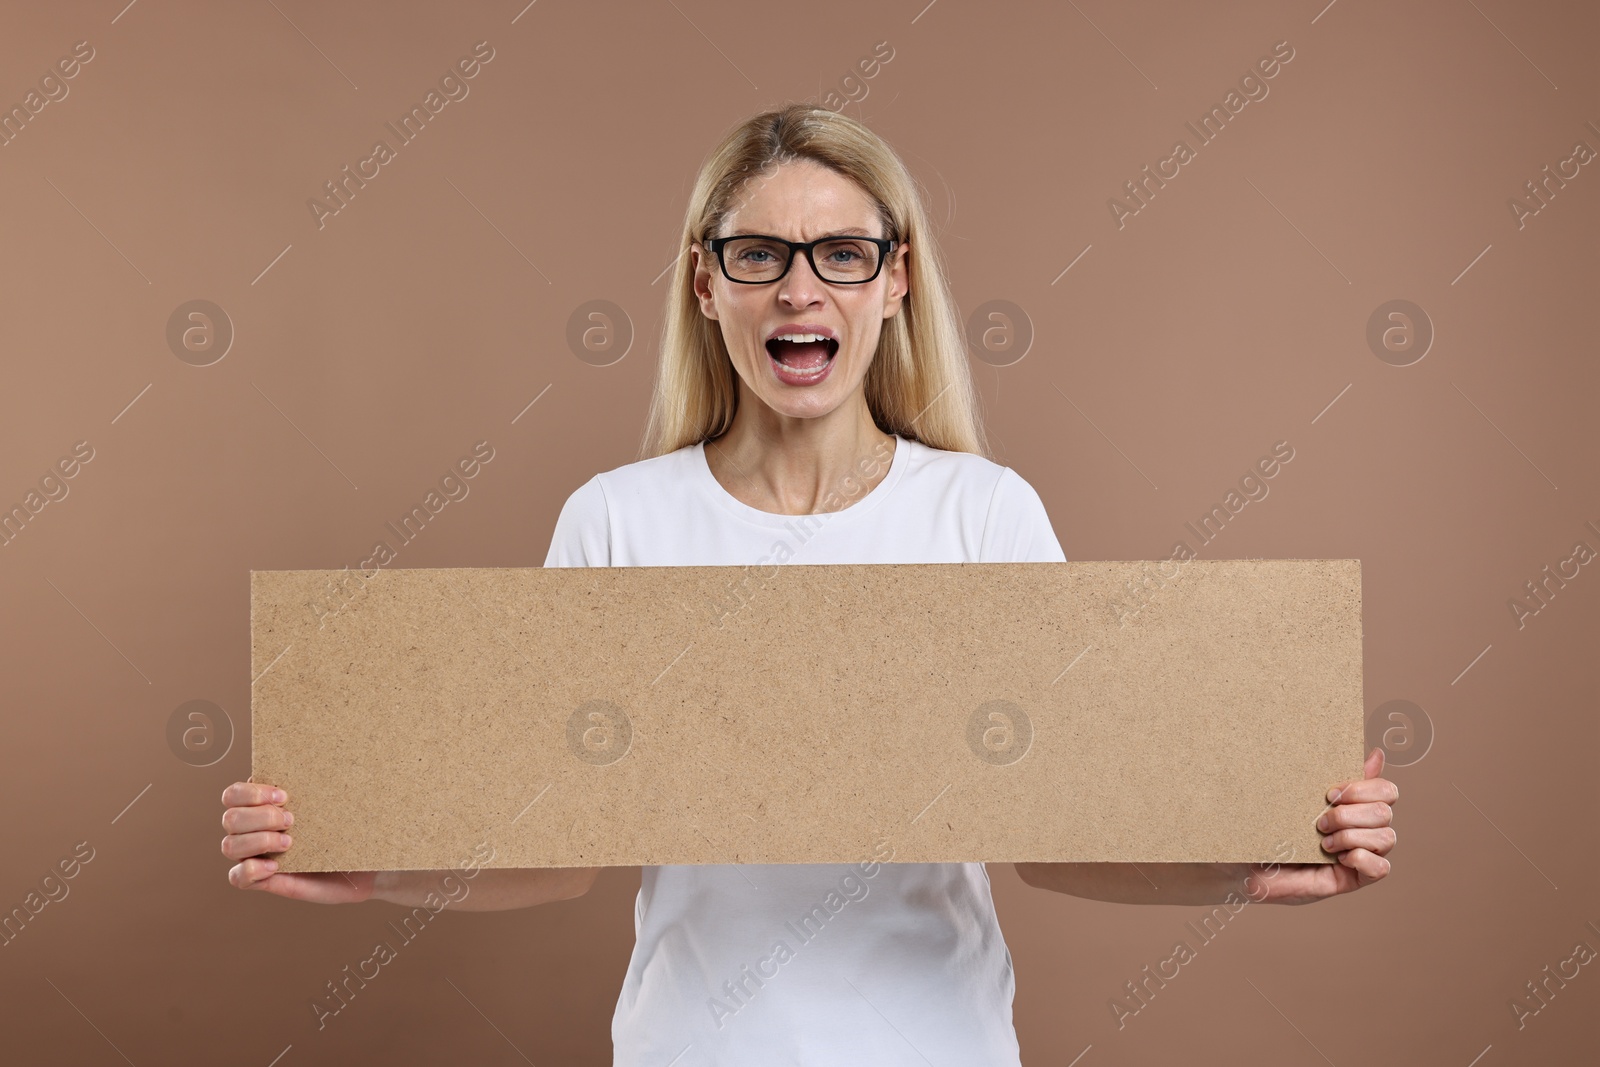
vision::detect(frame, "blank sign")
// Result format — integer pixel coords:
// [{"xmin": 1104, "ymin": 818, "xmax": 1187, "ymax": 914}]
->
[{"xmin": 250, "ymin": 560, "xmax": 1363, "ymax": 872}]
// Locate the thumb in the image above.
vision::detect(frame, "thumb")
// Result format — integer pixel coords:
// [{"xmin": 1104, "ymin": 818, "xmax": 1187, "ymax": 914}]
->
[{"xmin": 1364, "ymin": 746, "xmax": 1385, "ymax": 779}]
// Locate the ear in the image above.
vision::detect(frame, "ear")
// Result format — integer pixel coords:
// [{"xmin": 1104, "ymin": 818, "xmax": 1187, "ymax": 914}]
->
[
  {"xmin": 690, "ymin": 242, "xmax": 720, "ymax": 322},
  {"xmin": 881, "ymin": 239, "xmax": 909, "ymax": 321}
]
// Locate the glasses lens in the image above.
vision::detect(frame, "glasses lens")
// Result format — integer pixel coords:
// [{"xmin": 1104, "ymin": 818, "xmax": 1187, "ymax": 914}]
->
[
  {"xmin": 813, "ymin": 238, "xmax": 881, "ymax": 282},
  {"xmin": 722, "ymin": 237, "xmax": 791, "ymax": 281},
  {"xmin": 719, "ymin": 237, "xmax": 884, "ymax": 282}
]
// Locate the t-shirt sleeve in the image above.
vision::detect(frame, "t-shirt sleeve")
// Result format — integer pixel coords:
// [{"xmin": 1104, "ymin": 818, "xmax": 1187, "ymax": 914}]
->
[
  {"xmin": 543, "ymin": 475, "xmax": 611, "ymax": 567},
  {"xmin": 979, "ymin": 467, "xmax": 1067, "ymax": 564}
]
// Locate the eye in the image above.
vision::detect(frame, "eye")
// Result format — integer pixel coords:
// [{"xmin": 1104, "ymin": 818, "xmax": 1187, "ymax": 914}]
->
[{"xmin": 821, "ymin": 240, "xmax": 870, "ymax": 263}]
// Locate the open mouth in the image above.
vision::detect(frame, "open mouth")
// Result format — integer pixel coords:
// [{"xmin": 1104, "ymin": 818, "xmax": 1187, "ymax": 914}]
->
[{"xmin": 765, "ymin": 335, "xmax": 839, "ymax": 373}]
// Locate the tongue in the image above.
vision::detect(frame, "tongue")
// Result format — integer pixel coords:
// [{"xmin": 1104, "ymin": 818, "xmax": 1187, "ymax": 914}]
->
[{"xmin": 770, "ymin": 340, "xmax": 831, "ymax": 369}]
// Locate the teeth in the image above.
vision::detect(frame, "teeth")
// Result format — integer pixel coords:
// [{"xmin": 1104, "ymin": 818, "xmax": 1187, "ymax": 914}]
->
[
  {"xmin": 772, "ymin": 332, "xmax": 829, "ymax": 343},
  {"xmin": 776, "ymin": 360, "xmax": 829, "ymax": 377}
]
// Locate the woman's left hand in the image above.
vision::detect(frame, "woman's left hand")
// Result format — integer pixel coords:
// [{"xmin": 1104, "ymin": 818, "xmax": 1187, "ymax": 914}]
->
[{"xmin": 1244, "ymin": 747, "xmax": 1399, "ymax": 905}]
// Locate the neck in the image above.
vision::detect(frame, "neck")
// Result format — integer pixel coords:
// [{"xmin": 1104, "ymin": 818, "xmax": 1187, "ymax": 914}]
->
[{"xmin": 705, "ymin": 391, "xmax": 897, "ymax": 516}]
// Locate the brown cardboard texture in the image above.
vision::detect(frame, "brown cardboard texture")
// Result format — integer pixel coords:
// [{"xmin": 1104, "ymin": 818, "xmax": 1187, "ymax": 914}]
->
[{"xmin": 250, "ymin": 560, "xmax": 1363, "ymax": 872}]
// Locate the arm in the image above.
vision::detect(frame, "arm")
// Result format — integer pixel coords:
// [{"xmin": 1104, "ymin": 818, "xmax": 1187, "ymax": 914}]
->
[
  {"xmin": 1014, "ymin": 862, "xmax": 1263, "ymax": 906},
  {"xmin": 223, "ymin": 782, "xmax": 604, "ymax": 909},
  {"xmin": 225, "ymin": 484, "xmax": 614, "ymax": 906},
  {"xmin": 978, "ymin": 475, "xmax": 1397, "ymax": 907},
  {"xmin": 371, "ymin": 866, "xmax": 600, "ymax": 912},
  {"xmin": 362, "ymin": 479, "xmax": 610, "ymax": 913},
  {"xmin": 1015, "ymin": 748, "xmax": 1399, "ymax": 907}
]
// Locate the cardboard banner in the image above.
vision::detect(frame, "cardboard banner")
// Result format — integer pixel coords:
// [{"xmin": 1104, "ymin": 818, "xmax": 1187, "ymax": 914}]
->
[{"xmin": 250, "ymin": 560, "xmax": 1363, "ymax": 872}]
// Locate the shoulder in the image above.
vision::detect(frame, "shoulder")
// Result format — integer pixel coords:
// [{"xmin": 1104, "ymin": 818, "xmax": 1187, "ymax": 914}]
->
[
  {"xmin": 588, "ymin": 444, "xmax": 701, "ymax": 512},
  {"xmin": 906, "ymin": 438, "xmax": 1065, "ymax": 563},
  {"xmin": 904, "ymin": 436, "xmax": 1033, "ymax": 509},
  {"xmin": 903, "ymin": 436, "xmax": 1006, "ymax": 486},
  {"xmin": 543, "ymin": 445, "xmax": 699, "ymax": 567}
]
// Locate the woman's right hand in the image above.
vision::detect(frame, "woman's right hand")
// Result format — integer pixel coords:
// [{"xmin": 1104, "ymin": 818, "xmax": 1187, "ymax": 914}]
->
[{"xmin": 221, "ymin": 782, "xmax": 375, "ymax": 904}]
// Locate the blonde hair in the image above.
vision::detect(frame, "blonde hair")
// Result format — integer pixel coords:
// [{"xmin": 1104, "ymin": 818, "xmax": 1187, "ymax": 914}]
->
[{"xmin": 639, "ymin": 103, "xmax": 990, "ymax": 460}]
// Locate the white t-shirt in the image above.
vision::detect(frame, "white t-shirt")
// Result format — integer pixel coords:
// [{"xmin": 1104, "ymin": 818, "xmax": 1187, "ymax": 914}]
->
[{"xmin": 543, "ymin": 432, "xmax": 1067, "ymax": 1066}]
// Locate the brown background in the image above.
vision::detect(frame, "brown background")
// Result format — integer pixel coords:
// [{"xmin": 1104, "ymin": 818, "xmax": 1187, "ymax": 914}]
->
[{"xmin": 1, "ymin": 0, "xmax": 1594, "ymax": 1063}]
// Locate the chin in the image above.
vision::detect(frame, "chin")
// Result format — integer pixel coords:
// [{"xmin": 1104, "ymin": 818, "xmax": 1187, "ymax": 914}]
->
[{"xmin": 763, "ymin": 394, "xmax": 840, "ymax": 419}]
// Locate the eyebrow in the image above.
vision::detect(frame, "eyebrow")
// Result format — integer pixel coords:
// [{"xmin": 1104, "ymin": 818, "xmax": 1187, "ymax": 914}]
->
[{"xmin": 738, "ymin": 227, "xmax": 880, "ymax": 239}]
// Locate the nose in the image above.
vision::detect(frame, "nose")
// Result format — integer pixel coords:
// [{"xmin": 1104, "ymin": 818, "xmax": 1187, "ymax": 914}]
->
[{"xmin": 776, "ymin": 249, "xmax": 827, "ymax": 307}]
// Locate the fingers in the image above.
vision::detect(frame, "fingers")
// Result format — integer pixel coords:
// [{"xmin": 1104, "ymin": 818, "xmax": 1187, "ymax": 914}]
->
[
  {"xmin": 220, "ymin": 782, "xmax": 297, "ymax": 893},
  {"xmin": 1327, "ymin": 777, "xmax": 1399, "ymax": 805},
  {"xmin": 221, "ymin": 782, "xmax": 286, "ymax": 807},
  {"xmin": 221, "ymin": 804, "xmax": 293, "ymax": 835},
  {"xmin": 1317, "ymin": 801, "xmax": 1392, "ymax": 832},
  {"xmin": 1336, "ymin": 845, "xmax": 1391, "ymax": 884},
  {"xmin": 1305, "ymin": 751, "xmax": 1396, "ymax": 894},
  {"xmin": 220, "ymin": 780, "xmax": 293, "ymax": 857},
  {"xmin": 220, "ymin": 829, "xmax": 293, "ymax": 863},
  {"xmin": 228, "ymin": 856, "xmax": 280, "ymax": 890},
  {"xmin": 1322, "ymin": 826, "xmax": 1396, "ymax": 856}
]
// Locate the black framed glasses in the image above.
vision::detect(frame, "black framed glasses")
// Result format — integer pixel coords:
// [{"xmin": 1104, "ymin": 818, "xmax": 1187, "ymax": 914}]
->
[{"xmin": 703, "ymin": 233, "xmax": 897, "ymax": 284}]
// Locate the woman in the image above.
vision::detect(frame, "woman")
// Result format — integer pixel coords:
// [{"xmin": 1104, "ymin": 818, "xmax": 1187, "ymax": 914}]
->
[{"xmin": 221, "ymin": 103, "xmax": 1397, "ymax": 1063}]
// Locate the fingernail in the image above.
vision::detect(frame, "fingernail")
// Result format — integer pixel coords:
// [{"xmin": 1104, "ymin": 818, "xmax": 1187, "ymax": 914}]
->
[
  {"xmin": 273, "ymin": 789, "xmax": 286, "ymax": 803},
  {"xmin": 284, "ymin": 811, "xmax": 294, "ymax": 827},
  {"xmin": 265, "ymin": 860, "xmax": 279, "ymax": 871},
  {"xmin": 1327, "ymin": 787, "xmax": 1343, "ymax": 803}
]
